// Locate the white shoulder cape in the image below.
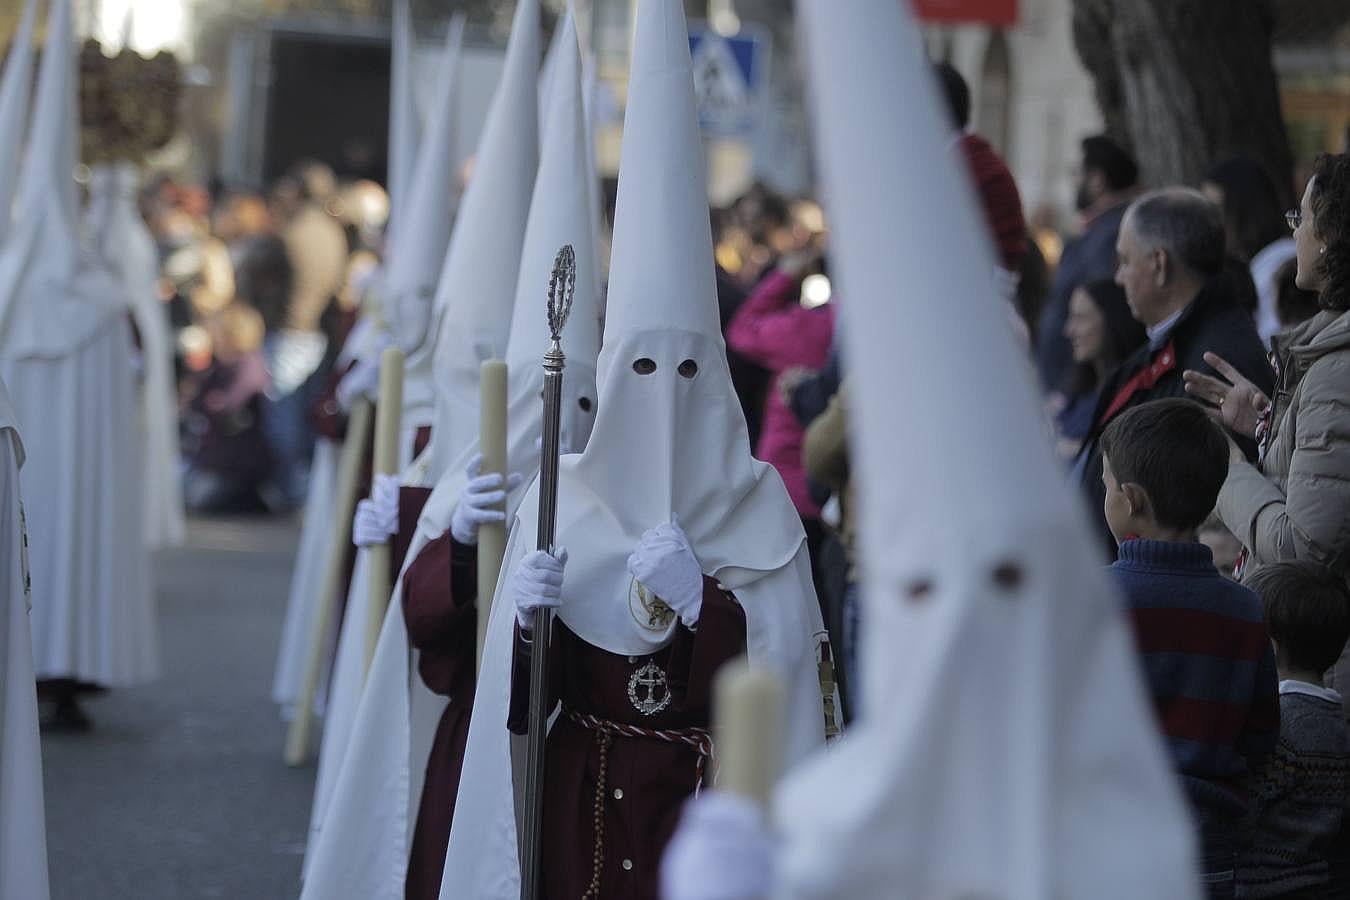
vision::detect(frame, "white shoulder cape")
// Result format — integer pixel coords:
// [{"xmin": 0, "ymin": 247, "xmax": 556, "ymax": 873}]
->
[{"xmin": 437, "ymin": 511, "xmax": 826, "ymax": 898}]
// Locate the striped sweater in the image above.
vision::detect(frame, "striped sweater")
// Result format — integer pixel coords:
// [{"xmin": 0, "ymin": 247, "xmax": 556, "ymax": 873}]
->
[
  {"xmin": 1110, "ymin": 539, "xmax": 1280, "ymax": 843},
  {"xmin": 1238, "ymin": 684, "xmax": 1350, "ymax": 899}
]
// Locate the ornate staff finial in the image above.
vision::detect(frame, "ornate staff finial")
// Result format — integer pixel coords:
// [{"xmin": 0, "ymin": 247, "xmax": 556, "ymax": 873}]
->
[{"xmin": 547, "ymin": 244, "xmax": 576, "ymax": 343}]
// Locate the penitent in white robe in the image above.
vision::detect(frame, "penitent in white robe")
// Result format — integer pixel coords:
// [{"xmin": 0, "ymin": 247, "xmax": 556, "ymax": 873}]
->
[
  {"xmin": 0, "ymin": 256, "xmax": 157, "ymax": 688},
  {"xmin": 87, "ymin": 161, "xmax": 184, "ymax": 551},
  {"xmin": 303, "ymin": 423, "xmax": 423, "ymax": 880},
  {"xmin": 0, "ymin": 378, "xmax": 49, "ymax": 900}
]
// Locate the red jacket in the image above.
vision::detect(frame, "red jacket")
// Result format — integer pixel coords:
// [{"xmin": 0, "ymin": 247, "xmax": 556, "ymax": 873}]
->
[{"xmin": 726, "ymin": 269, "xmax": 836, "ymax": 519}]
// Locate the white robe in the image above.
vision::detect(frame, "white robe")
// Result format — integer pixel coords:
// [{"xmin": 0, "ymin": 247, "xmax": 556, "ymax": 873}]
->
[
  {"xmin": 87, "ymin": 161, "xmax": 184, "ymax": 551},
  {"xmin": 0, "ymin": 383, "xmax": 50, "ymax": 900},
  {"xmin": 274, "ymin": 316, "xmax": 382, "ymax": 718},
  {"xmin": 273, "ymin": 437, "xmax": 340, "ymax": 719},
  {"xmin": 298, "ymin": 524, "xmax": 446, "ymax": 900},
  {"xmin": 7, "ymin": 311, "xmax": 156, "ymax": 687},
  {"xmin": 302, "ymin": 423, "xmax": 424, "ymax": 880}
]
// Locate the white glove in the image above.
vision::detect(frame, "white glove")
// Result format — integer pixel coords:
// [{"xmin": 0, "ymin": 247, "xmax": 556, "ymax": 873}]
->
[
  {"xmin": 660, "ymin": 792, "xmax": 775, "ymax": 900},
  {"xmin": 450, "ymin": 454, "xmax": 524, "ymax": 545},
  {"xmin": 335, "ymin": 357, "xmax": 381, "ymax": 412},
  {"xmin": 513, "ymin": 547, "xmax": 567, "ymax": 631},
  {"xmin": 352, "ymin": 473, "xmax": 400, "ymax": 547},
  {"xmin": 627, "ymin": 520, "xmax": 703, "ymax": 628}
]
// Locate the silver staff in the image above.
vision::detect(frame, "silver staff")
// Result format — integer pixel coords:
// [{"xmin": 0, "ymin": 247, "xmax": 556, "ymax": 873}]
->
[{"xmin": 521, "ymin": 245, "xmax": 576, "ymax": 900}]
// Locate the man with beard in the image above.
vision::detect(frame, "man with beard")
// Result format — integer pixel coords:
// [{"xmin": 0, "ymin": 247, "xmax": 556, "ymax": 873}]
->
[{"xmin": 1037, "ymin": 135, "xmax": 1141, "ymax": 392}]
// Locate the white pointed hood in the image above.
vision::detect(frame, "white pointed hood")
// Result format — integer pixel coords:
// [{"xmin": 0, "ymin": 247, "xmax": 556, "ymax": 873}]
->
[
  {"xmin": 536, "ymin": 12, "xmax": 566, "ymax": 137},
  {"xmin": 532, "ymin": 0, "xmax": 802, "ymax": 658},
  {"xmin": 442, "ymin": 11, "xmax": 825, "ymax": 893},
  {"xmin": 771, "ymin": 4, "xmax": 1199, "ymax": 899},
  {"xmin": 386, "ymin": 0, "xmax": 421, "ymax": 235},
  {"xmin": 16, "ymin": 0, "xmax": 78, "ymax": 273},
  {"xmin": 389, "ymin": 12, "xmax": 465, "ymax": 426},
  {"xmin": 0, "ymin": 0, "xmax": 124, "ymax": 358},
  {"xmin": 0, "ymin": 0, "xmax": 39, "ymax": 245},
  {"xmin": 423, "ymin": 0, "xmax": 540, "ymax": 481},
  {"xmin": 417, "ymin": 8, "xmax": 600, "ymax": 539}
]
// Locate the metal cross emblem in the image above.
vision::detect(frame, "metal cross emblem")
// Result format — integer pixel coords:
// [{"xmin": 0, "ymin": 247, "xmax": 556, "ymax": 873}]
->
[{"xmin": 627, "ymin": 661, "xmax": 672, "ymax": 716}]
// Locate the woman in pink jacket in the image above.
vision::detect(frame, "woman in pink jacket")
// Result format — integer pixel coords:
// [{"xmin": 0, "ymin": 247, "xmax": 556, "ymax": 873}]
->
[{"xmin": 726, "ymin": 251, "xmax": 836, "ymax": 534}]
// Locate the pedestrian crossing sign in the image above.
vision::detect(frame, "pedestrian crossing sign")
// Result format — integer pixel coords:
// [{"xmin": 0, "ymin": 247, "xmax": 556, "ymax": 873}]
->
[{"xmin": 688, "ymin": 25, "xmax": 764, "ymax": 139}]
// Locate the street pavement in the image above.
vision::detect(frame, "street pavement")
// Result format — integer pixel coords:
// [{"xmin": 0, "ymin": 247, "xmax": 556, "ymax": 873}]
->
[{"xmin": 41, "ymin": 515, "xmax": 313, "ymax": 900}]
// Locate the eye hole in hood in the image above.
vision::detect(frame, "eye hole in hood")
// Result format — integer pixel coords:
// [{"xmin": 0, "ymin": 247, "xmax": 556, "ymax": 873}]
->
[
  {"xmin": 677, "ymin": 359, "xmax": 699, "ymax": 379},
  {"xmin": 632, "ymin": 357, "xmax": 657, "ymax": 375}
]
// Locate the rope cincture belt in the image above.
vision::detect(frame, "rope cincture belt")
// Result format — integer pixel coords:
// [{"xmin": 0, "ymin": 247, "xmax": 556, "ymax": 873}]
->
[{"xmin": 564, "ymin": 708, "xmax": 714, "ymax": 899}]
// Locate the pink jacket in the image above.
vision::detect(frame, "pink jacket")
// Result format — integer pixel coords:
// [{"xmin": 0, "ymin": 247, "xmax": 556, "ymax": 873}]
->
[{"xmin": 726, "ymin": 269, "xmax": 836, "ymax": 519}]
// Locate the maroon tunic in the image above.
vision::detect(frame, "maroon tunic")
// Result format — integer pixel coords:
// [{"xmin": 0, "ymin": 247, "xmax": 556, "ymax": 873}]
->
[
  {"xmin": 401, "ymin": 530, "xmax": 478, "ymax": 900},
  {"xmin": 328, "ymin": 429, "xmax": 433, "ymax": 670},
  {"xmin": 508, "ymin": 580, "xmax": 747, "ymax": 900}
]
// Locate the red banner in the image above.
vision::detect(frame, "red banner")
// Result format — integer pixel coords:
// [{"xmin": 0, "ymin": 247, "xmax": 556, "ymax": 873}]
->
[{"xmin": 912, "ymin": 0, "xmax": 1018, "ymax": 26}]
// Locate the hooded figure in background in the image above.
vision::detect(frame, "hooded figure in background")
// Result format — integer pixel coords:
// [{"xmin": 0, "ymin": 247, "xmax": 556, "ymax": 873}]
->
[
  {"xmin": 302, "ymin": 0, "xmax": 540, "ymax": 881},
  {"xmin": 438, "ymin": 1, "xmax": 826, "ymax": 896},
  {"xmin": 299, "ymin": 12, "xmax": 599, "ymax": 900},
  {"xmin": 0, "ymin": 371, "xmax": 47, "ymax": 900},
  {"xmin": 661, "ymin": 3, "xmax": 1199, "ymax": 899},
  {"xmin": 87, "ymin": 160, "xmax": 185, "ymax": 552},
  {"xmin": 0, "ymin": 0, "xmax": 156, "ymax": 728},
  {"xmin": 0, "ymin": 15, "xmax": 47, "ymax": 888},
  {"xmin": 270, "ymin": 0, "xmax": 459, "ymax": 725},
  {"xmin": 0, "ymin": 0, "xmax": 48, "ymax": 853}
]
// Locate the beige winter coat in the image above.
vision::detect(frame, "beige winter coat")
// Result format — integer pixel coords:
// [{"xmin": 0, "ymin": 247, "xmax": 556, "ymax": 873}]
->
[{"xmin": 1217, "ymin": 308, "xmax": 1350, "ymax": 574}]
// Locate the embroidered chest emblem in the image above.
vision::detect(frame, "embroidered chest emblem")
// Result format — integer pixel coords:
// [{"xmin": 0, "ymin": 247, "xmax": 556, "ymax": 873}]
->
[
  {"xmin": 627, "ymin": 661, "xmax": 671, "ymax": 716},
  {"xmin": 629, "ymin": 578, "xmax": 675, "ymax": 631}
]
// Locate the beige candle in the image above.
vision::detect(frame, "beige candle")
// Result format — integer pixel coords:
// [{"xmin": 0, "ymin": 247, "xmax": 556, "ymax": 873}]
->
[
  {"xmin": 364, "ymin": 346, "xmax": 405, "ymax": 672},
  {"xmin": 476, "ymin": 358, "xmax": 509, "ymax": 671},
  {"xmin": 713, "ymin": 660, "xmax": 785, "ymax": 810},
  {"xmin": 285, "ymin": 397, "xmax": 374, "ymax": 765}
]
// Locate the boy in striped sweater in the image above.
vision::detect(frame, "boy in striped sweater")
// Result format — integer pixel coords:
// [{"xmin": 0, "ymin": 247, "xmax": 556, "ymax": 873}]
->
[
  {"xmin": 1238, "ymin": 561, "xmax": 1350, "ymax": 899},
  {"xmin": 1101, "ymin": 399, "xmax": 1280, "ymax": 899}
]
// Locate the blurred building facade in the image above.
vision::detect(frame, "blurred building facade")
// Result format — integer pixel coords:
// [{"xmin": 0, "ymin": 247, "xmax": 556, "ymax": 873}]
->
[{"xmin": 1, "ymin": 1, "xmax": 1346, "ymax": 223}]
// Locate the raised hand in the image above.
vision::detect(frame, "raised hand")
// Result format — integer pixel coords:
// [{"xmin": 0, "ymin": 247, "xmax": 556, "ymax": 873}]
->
[{"xmin": 1183, "ymin": 351, "xmax": 1271, "ymax": 440}]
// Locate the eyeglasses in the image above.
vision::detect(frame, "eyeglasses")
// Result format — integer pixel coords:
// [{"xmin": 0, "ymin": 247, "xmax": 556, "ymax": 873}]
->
[{"xmin": 1286, "ymin": 209, "xmax": 1303, "ymax": 231}]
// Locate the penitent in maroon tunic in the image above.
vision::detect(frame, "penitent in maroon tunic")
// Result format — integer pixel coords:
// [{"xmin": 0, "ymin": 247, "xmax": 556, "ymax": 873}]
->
[
  {"xmin": 508, "ymin": 579, "xmax": 747, "ymax": 900},
  {"xmin": 400, "ymin": 526, "xmax": 479, "ymax": 900}
]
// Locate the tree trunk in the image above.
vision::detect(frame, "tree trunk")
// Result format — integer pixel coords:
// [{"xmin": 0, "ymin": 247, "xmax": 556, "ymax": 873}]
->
[{"xmin": 1071, "ymin": 0, "xmax": 1295, "ymax": 205}]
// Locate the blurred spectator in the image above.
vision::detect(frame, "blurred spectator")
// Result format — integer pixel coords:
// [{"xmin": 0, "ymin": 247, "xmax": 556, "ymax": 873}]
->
[
  {"xmin": 1238, "ymin": 561, "xmax": 1350, "ymax": 899},
  {"xmin": 1220, "ymin": 254, "xmax": 1261, "ymax": 320},
  {"xmin": 1055, "ymin": 278, "xmax": 1146, "ymax": 456},
  {"xmin": 1203, "ymin": 157, "xmax": 1295, "ymax": 345},
  {"xmin": 1187, "ymin": 153, "xmax": 1350, "ymax": 709},
  {"xmin": 1015, "ymin": 231, "xmax": 1050, "ymax": 345},
  {"xmin": 181, "ymin": 302, "xmax": 274, "ymax": 513},
  {"xmin": 1037, "ymin": 135, "xmax": 1141, "ymax": 391},
  {"xmin": 266, "ymin": 161, "xmax": 349, "ymax": 507},
  {"xmin": 726, "ymin": 248, "xmax": 835, "ymax": 573},
  {"xmin": 233, "ymin": 228, "xmax": 293, "ymax": 334},
  {"xmin": 1274, "ymin": 258, "xmax": 1321, "ymax": 330},
  {"xmin": 801, "ymin": 378, "xmax": 856, "ymax": 716},
  {"xmin": 712, "ymin": 206, "xmax": 772, "ymax": 447},
  {"xmin": 1102, "ymin": 399, "xmax": 1279, "ymax": 900},
  {"xmin": 933, "ymin": 62, "xmax": 1028, "ymax": 288},
  {"xmin": 1075, "ymin": 188, "xmax": 1273, "ymax": 553},
  {"xmin": 1199, "ymin": 514, "xmax": 1245, "ymax": 579}
]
